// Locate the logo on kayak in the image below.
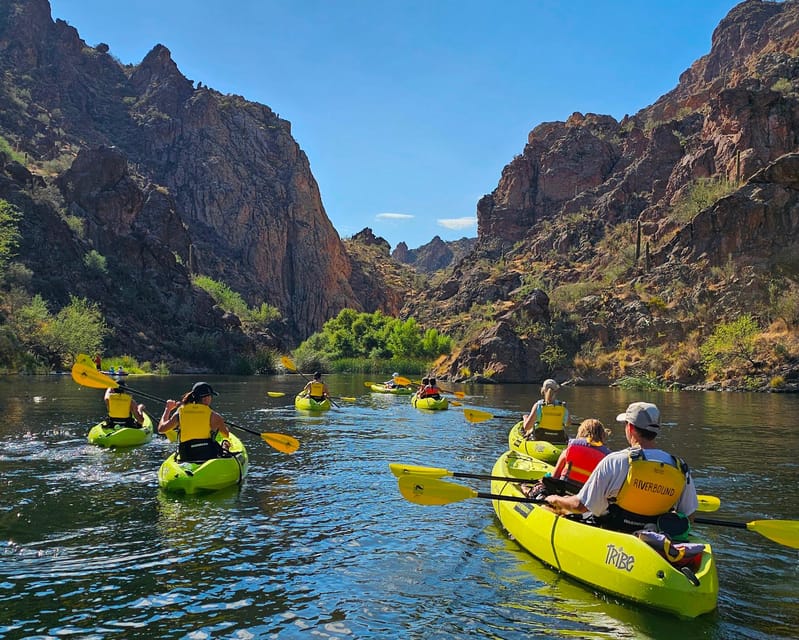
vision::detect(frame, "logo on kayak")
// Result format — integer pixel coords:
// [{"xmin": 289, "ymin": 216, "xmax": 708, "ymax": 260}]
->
[{"xmin": 605, "ymin": 544, "xmax": 635, "ymax": 572}]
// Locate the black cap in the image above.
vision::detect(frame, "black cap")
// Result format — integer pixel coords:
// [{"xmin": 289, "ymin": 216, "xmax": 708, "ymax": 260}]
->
[{"xmin": 191, "ymin": 382, "xmax": 218, "ymax": 399}]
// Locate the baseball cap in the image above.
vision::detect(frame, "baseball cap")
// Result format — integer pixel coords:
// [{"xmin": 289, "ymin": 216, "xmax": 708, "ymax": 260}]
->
[
  {"xmin": 191, "ymin": 382, "xmax": 218, "ymax": 398},
  {"xmin": 617, "ymin": 402, "xmax": 660, "ymax": 433}
]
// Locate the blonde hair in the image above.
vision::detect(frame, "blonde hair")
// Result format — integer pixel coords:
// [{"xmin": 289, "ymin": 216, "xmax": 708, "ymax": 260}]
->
[{"xmin": 576, "ymin": 418, "xmax": 610, "ymax": 444}]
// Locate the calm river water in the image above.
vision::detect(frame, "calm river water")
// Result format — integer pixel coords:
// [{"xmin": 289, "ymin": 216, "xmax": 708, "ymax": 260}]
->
[{"xmin": 0, "ymin": 374, "xmax": 796, "ymax": 639}]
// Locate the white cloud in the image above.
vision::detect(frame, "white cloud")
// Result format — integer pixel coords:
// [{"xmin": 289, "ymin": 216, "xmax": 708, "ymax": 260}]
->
[
  {"xmin": 376, "ymin": 212, "xmax": 415, "ymax": 220},
  {"xmin": 437, "ymin": 216, "xmax": 477, "ymax": 231}
]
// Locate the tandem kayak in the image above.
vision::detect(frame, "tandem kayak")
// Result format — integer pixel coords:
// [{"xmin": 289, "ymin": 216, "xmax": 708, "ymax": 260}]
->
[
  {"xmin": 370, "ymin": 383, "xmax": 414, "ymax": 395},
  {"xmin": 294, "ymin": 394, "xmax": 331, "ymax": 411},
  {"xmin": 490, "ymin": 450, "xmax": 719, "ymax": 618},
  {"xmin": 411, "ymin": 394, "xmax": 449, "ymax": 411},
  {"xmin": 158, "ymin": 432, "xmax": 248, "ymax": 494},
  {"xmin": 87, "ymin": 412, "xmax": 154, "ymax": 448},
  {"xmin": 508, "ymin": 419, "xmax": 565, "ymax": 464}
]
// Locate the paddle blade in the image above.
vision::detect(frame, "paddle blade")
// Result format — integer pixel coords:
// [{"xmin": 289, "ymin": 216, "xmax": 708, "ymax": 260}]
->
[
  {"xmin": 450, "ymin": 400, "xmax": 463, "ymax": 407},
  {"xmin": 398, "ymin": 476, "xmax": 476, "ymax": 505},
  {"xmin": 697, "ymin": 495, "xmax": 720, "ymax": 513},
  {"xmin": 394, "ymin": 376, "xmax": 412, "ymax": 386},
  {"xmin": 750, "ymin": 519, "xmax": 799, "ymax": 549},
  {"xmin": 261, "ymin": 432, "xmax": 300, "ymax": 454},
  {"xmin": 364, "ymin": 381, "xmax": 377, "ymax": 388},
  {"xmin": 463, "ymin": 408, "xmax": 493, "ymax": 423},
  {"xmin": 389, "ymin": 463, "xmax": 450, "ymax": 478},
  {"xmin": 280, "ymin": 355, "xmax": 297, "ymax": 372},
  {"xmin": 71, "ymin": 362, "xmax": 119, "ymax": 389},
  {"xmin": 338, "ymin": 396, "xmax": 357, "ymax": 402},
  {"xmin": 267, "ymin": 392, "xmax": 286, "ymax": 398}
]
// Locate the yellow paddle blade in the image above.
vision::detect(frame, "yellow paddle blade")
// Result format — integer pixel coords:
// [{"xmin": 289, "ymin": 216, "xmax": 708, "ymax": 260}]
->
[
  {"xmin": 450, "ymin": 400, "xmax": 463, "ymax": 406},
  {"xmin": 280, "ymin": 355, "xmax": 297, "ymax": 372},
  {"xmin": 267, "ymin": 391, "xmax": 286, "ymax": 398},
  {"xmin": 463, "ymin": 408, "xmax": 493, "ymax": 423},
  {"xmin": 364, "ymin": 381, "xmax": 377, "ymax": 388},
  {"xmin": 390, "ymin": 463, "xmax": 450, "ymax": 478},
  {"xmin": 697, "ymin": 495, "xmax": 720, "ymax": 513},
  {"xmin": 749, "ymin": 519, "xmax": 799, "ymax": 548},
  {"xmin": 394, "ymin": 376, "xmax": 412, "ymax": 386},
  {"xmin": 75, "ymin": 353, "xmax": 96, "ymax": 368},
  {"xmin": 398, "ymin": 476, "xmax": 476, "ymax": 505},
  {"xmin": 71, "ymin": 362, "xmax": 119, "ymax": 389},
  {"xmin": 338, "ymin": 396, "xmax": 357, "ymax": 402},
  {"xmin": 261, "ymin": 432, "xmax": 300, "ymax": 454},
  {"xmin": 449, "ymin": 390, "xmax": 466, "ymax": 398}
]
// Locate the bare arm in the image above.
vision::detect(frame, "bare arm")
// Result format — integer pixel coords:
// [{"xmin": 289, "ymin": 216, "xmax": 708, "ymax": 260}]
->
[{"xmin": 158, "ymin": 399, "xmax": 180, "ymax": 433}]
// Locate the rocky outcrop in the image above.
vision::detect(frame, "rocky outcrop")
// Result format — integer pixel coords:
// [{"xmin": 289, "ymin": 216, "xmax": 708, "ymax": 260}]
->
[
  {"xmin": 0, "ymin": 0, "xmax": 366, "ymax": 363},
  {"xmin": 392, "ymin": 235, "xmax": 476, "ymax": 272},
  {"xmin": 410, "ymin": 0, "xmax": 799, "ymax": 383}
]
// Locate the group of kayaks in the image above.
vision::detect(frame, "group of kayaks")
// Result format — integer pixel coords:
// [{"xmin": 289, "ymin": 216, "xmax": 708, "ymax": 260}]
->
[
  {"xmin": 369, "ymin": 380, "xmax": 450, "ymax": 410},
  {"xmin": 395, "ymin": 418, "xmax": 723, "ymax": 619}
]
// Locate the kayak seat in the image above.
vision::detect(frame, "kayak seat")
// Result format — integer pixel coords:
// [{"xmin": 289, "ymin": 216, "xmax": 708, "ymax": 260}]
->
[{"xmin": 178, "ymin": 439, "xmax": 222, "ymax": 462}]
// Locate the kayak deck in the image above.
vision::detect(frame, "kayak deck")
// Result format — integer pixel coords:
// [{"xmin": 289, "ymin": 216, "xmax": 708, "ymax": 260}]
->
[
  {"xmin": 87, "ymin": 412, "xmax": 154, "ymax": 448},
  {"xmin": 508, "ymin": 419, "xmax": 565, "ymax": 463},
  {"xmin": 294, "ymin": 394, "xmax": 331, "ymax": 411},
  {"xmin": 158, "ymin": 433, "xmax": 249, "ymax": 494},
  {"xmin": 411, "ymin": 395, "xmax": 449, "ymax": 410}
]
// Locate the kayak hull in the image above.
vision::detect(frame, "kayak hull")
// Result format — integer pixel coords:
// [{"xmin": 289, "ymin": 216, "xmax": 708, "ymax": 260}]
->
[
  {"xmin": 294, "ymin": 395, "xmax": 331, "ymax": 411},
  {"xmin": 508, "ymin": 420, "xmax": 565, "ymax": 463},
  {"xmin": 158, "ymin": 433, "xmax": 248, "ymax": 494},
  {"xmin": 87, "ymin": 412, "xmax": 154, "ymax": 448},
  {"xmin": 370, "ymin": 383, "xmax": 414, "ymax": 395},
  {"xmin": 411, "ymin": 395, "xmax": 449, "ymax": 410},
  {"xmin": 491, "ymin": 450, "xmax": 718, "ymax": 618}
]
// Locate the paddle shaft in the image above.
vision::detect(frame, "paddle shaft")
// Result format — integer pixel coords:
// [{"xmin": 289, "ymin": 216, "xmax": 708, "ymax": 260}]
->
[{"xmin": 694, "ymin": 517, "xmax": 750, "ymax": 530}]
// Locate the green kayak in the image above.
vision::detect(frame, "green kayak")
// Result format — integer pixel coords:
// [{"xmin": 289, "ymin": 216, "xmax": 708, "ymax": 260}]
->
[
  {"xmin": 87, "ymin": 412, "xmax": 154, "ymax": 448},
  {"xmin": 294, "ymin": 394, "xmax": 331, "ymax": 411},
  {"xmin": 158, "ymin": 432, "xmax": 248, "ymax": 494}
]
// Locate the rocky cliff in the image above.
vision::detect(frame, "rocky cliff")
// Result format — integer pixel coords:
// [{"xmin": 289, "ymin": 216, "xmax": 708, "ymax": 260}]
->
[
  {"xmin": 0, "ymin": 0, "xmax": 365, "ymax": 367},
  {"xmin": 405, "ymin": 0, "xmax": 799, "ymax": 387}
]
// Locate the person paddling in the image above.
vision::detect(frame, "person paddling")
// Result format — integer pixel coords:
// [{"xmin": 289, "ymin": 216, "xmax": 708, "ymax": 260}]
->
[
  {"xmin": 104, "ymin": 387, "xmax": 145, "ymax": 428},
  {"xmin": 522, "ymin": 378, "xmax": 569, "ymax": 443},
  {"xmin": 158, "ymin": 382, "xmax": 231, "ymax": 461},
  {"xmin": 300, "ymin": 372, "xmax": 331, "ymax": 402}
]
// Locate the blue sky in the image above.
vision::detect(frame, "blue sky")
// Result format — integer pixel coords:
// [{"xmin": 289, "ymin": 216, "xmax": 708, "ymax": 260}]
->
[{"xmin": 49, "ymin": 0, "xmax": 739, "ymax": 251}]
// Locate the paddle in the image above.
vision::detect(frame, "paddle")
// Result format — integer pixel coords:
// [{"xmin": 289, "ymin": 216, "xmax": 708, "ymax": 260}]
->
[
  {"xmin": 71, "ymin": 361, "xmax": 300, "ymax": 454},
  {"xmin": 267, "ymin": 391, "xmax": 286, "ymax": 398},
  {"xmin": 390, "ymin": 462, "xmax": 539, "ymax": 484},
  {"xmin": 280, "ymin": 356, "xmax": 340, "ymax": 408},
  {"xmin": 462, "ymin": 408, "xmax": 492, "ymax": 423},
  {"xmin": 398, "ymin": 475, "xmax": 540, "ymax": 506},
  {"xmin": 390, "ymin": 463, "xmax": 720, "ymax": 512},
  {"xmin": 694, "ymin": 516, "xmax": 799, "ymax": 549}
]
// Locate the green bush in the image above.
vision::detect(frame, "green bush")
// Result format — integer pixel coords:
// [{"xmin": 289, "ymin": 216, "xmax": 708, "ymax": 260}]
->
[{"xmin": 699, "ymin": 314, "xmax": 760, "ymax": 375}]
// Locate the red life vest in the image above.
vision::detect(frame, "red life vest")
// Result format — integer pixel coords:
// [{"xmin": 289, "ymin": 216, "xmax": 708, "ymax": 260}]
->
[{"xmin": 561, "ymin": 442, "xmax": 608, "ymax": 484}]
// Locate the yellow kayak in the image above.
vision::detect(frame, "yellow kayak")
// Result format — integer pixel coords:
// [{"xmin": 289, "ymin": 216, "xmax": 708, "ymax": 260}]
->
[
  {"xmin": 491, "ymin": 450, "xmax": 718, "ymax": 618},
  {"xmin": 87, "ymin": 412, "xmax": 154, "ymax": 448},
  {"xmin": 411, "ymin": 394, "xmax": 449, "ymax": 410},
  {"xmin": 294, "ymin": 394, "xmax": 331, "ymax": 411},
  {"xmin": 370, "ymin": 383, "xmax": 414, "ymax": 395},
  {"xmin": 508, "ymin": 419, "xmax": 565, "ymax": 463}
]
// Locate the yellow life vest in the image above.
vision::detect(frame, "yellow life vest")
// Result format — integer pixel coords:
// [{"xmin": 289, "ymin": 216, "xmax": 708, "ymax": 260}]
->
[
  {"xmin": 178, "ymin": 404, "xmax": 212, "ymax": 442},
  {"xmin": 537, "ymin": 404, "xmax": 566, "ymax": 433},
  {"xmin": 309, "ymin": 381, "xmax": 325, "ymax": 398},
  {"xmin": 614, "ymin": 449, "xmax": 687, "ymax": 516},
  {"xmin": 107, "ymin": 392, "xmax": 132, "ymax": 419}
]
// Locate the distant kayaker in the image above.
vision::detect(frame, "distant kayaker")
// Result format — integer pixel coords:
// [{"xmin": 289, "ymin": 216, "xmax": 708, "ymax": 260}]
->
[
  {"xmin": 158, "ymin": 381, "xmax": 231, "ymax": 461},
  {"xmin": 301, "ymin": 372, "xmax": 331, "ymax": 402},
  {"xmin": 522, "ymin": 379, "xmax": 569, "ymax": 443},
  {"xmin": 94, "ymin": 354, "xmax": 102, "ymax": 370},
  {"xmin": 418, "ymin": 377, "xmax": 441, "ymax": 400},
  {"xmin": 104, "ymin": 387, "xmax": 145, "ymax": 427},
  {"xmin": 383, "ymin": 372, "xmax": 400, "ymax": 389},
  {"xmin": 545, "ymin": 402, "xmax": 699, "ymax": 533}
]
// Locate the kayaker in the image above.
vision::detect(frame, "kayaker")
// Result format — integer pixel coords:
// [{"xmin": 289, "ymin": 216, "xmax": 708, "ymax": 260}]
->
[
  {"xmin": 104, "ymin": 387, "xmax": 145, "ymax": 427},
  {"xmin": 544, "ymin": 402, "xmax": 699, "ymax": 533},
  {"xmin": 522, "ymin": 378, "xmax": 569, "ymax": 443},
  {"xmin": 383, "ymin": 372, "xmax": 400, "ymax": 389},
  {"xmin": 418, "ymin": 377, "xmax": 442, "ymax": 400},
  {"xmin": 158, "ymin": 381, "xmax": 231, "ymax": 461},
  {"xmin": 301, "ymin": 372, "xmax": 331, "ymax": 402},
  {"xmin": 551, "ymin": 418, "xmax": 612, "ymax": 482},
  {"xmin": 521, "ymin": 418, "xmax": 611, "ymax": 498},
  {"xmin": 94, "ymin": 354, "xmax": 102, "ymax": 370}
]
